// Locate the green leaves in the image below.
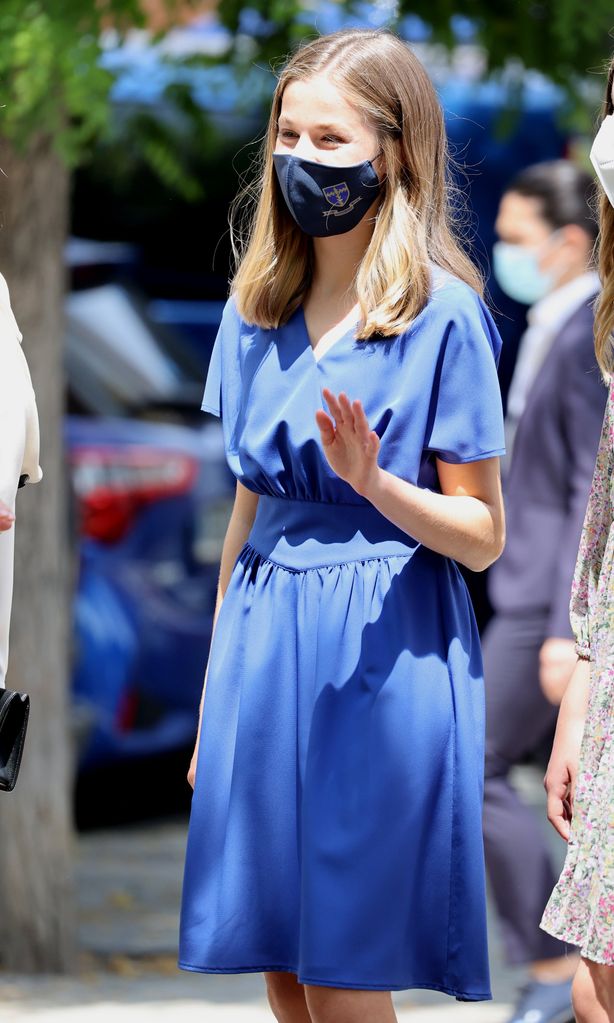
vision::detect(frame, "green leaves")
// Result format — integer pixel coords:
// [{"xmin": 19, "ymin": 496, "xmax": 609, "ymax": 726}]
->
[
  {"xmin": 0, "ymin": 1, "xmax": 141, "ymax": 162},
  {"xmin": 2, "ymin": 0, "xmax": 611, "ymax": 188},
  {"xmin": 216, "ymin": 0, "xmax": 614, "ymax": 118},
  {"xmin": 0, "ymin": 0, "xmax": 219, "ymax": 199}
]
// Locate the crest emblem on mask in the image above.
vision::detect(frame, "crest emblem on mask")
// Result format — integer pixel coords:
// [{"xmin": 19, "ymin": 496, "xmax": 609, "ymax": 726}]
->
[{"xmin": 322, "ymin": 182, "xmax": 350, "ymax": 208}]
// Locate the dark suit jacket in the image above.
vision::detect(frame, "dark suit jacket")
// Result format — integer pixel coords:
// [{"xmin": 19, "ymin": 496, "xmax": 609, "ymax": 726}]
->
[{"xmin": 488, "ymin": 294, "xmax": 607, "ymax": 638}]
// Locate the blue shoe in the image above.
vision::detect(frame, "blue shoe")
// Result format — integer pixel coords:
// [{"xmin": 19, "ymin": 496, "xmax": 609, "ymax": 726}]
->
[{"xmin": 506, "ymin": 978, "xmax": 574, "ymax": 1023}]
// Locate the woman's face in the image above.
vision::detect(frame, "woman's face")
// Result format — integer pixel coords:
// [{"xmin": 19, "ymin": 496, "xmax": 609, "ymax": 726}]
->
[{"xmin": 274, "ymin": 74, "xmax": 381, "ymax": 170}]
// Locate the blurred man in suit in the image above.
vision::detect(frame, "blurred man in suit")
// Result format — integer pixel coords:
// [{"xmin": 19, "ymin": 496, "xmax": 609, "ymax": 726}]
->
[{"xmin": 483, "ymin": 161, "xmax": 605, "ymax": 1023}]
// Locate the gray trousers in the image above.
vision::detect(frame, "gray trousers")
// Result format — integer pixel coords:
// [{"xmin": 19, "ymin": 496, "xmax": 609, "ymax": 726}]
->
[{"xmin": 482, "ymin": 611, "xmax": 570, "ymax": 965}]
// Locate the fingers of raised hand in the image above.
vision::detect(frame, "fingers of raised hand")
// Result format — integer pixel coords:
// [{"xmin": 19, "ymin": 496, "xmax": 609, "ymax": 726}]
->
[
  {"xmin": 322, "ymin": 387, "xmax": 346, "ymax": 428},
  {"xmin": 351, "ymin": 398, "xmax": 374, "ymax": 445},
  {"xmin": 337, "ymin": 392, "xmax": 357, "ymax": 430},
  {"xmin": 323, "ymin": 388, "xmax": 367, "ymax": 432},
  {"xmin": 321, "ymin": 389, "xmax": 380, "ymax": 460},
  {"xmin": 321, "ymin": 386, "xmax": 360, "ymax": 427},
  {"xmin": 314, "ymin": 408, "xmax": 336, "ymax": 442}
]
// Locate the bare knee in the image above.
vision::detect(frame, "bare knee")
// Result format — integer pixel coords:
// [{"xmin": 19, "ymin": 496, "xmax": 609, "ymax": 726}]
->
[
  {"xmin": 264, "ymin": 971, "xmax": 309, "ymax": 1023},
  {"xmin": 572, "ymin": 961, "xmax": 612, "ymax": 1023},
  {"xmin": 304, "ymin": 984, "xmax": 395, "ymax": 1023}
]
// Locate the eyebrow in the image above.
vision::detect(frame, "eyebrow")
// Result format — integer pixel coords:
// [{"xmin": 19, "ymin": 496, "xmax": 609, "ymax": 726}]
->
[{"xmin": 277, "ymin": 116, "xmax": 348, "ymax": 133}]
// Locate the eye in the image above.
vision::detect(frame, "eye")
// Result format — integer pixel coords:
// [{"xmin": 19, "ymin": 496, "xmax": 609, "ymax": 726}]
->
[
  {"xmin": 277, "ymin": 128, "xmax": 298, "ymax": 139},
  {"xmin": 322, "ymin": 135, "xmax": 345, "ymax": 144}
]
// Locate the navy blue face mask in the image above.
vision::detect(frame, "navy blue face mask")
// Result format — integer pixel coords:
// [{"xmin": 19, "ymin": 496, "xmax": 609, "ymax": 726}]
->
[{"xmin": 272, "ymin": 151, "xmax": 383, "ymax": 237}]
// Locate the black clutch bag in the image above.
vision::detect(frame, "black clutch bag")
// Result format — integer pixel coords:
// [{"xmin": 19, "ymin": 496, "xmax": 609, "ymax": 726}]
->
[{"xmin": 0, "ymin": 688, "xmax": 30, "ymax": 791}]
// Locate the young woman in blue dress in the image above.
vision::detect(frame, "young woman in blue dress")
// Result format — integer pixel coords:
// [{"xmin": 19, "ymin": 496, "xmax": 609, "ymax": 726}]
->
[{"xmin": 179, "ymin": 28, "xmax": 506, "ymax": 1022}]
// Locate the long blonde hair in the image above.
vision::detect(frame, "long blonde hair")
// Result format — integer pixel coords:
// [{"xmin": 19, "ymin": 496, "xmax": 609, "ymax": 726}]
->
[
  {"xmin": 229, "ymin": 29, "xmax": 482, "ymax": 339},
  {"xmin": 594, "ymin": 56, "xmax": 614, "ymax": 381}
]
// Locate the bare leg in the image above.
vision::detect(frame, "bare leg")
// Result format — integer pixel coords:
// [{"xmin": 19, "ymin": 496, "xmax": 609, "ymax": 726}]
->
[
  {"xmin": 532, "ymin": 952, "xmax": 580, "ymax": 982},
  {"xmin": 264, "ymin": 971, "xmax": 312, "ymax": 1023},
  {"xmin": 572, "ymin": 959, "xmax": 614, "ymax": 1023},
  {"xmin": 304, "ymin": 985, "xmax": 397, "ymax": 1023}
]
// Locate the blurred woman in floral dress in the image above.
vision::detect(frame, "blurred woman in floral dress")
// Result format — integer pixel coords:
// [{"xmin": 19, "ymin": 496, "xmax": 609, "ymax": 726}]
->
[{"xmin": 540, "ymin": 55, "xmax": 614, "ymax": 1023}]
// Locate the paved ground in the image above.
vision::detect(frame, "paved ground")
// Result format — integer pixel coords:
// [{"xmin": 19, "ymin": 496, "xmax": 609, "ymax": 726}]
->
[
  {"xmin": 0, "ymin": 966, "xmax": 513, "ymax": 1023},
  {"xmin": 0, "ymin": 766, "xmax": 567, "ymax": 1022}
]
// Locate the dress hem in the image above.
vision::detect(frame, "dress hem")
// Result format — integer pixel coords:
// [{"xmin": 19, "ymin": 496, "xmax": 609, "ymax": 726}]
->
[
  {"xmin": 540, "ymin": 921, "xmax": 611, "ymax": 966},
  {"xmin": 176, "ymin": 960, "xmax": 492, "ymax": 1000},
  {"xmin": 426, "ymin": 446, "xmax": 506, "ymax": 465}
]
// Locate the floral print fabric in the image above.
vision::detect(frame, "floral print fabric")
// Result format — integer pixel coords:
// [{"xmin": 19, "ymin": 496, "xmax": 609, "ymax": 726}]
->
[{"xmin": 540, "ymin": 379, "xmax": 614, "ymax": 965}]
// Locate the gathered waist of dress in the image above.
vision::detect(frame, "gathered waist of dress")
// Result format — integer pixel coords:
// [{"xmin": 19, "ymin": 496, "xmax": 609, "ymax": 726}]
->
[{"xmin": 247, "ymin": 494, "xmax": 419, "ymax": 571}]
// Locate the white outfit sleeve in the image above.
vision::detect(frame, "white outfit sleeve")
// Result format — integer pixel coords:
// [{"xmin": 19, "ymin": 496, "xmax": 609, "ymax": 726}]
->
[{"xmin": 0, "ymin": 273, "xmax": 42, "ymax": 686}]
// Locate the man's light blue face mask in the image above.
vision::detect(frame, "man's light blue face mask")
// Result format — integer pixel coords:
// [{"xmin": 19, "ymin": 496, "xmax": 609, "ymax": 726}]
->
[
  {"xmin": 590, "ymin": 113, "xmax": 614, "ymax": 208},
  {"xmin": 492, "ymin": 231, "xmax": 563, "ymax": 306},
  {"xmin": 272, "ymin": 151, "xmax": 383, "ymax": 237}
]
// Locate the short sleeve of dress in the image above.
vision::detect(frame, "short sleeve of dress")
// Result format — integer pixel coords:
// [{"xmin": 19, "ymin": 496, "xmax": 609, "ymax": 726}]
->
[
  {"xmin": 424, "ymin": 284, "xmax": 506, "ymax": 464},
  {"xmin": 201, "ymin": 297, "xmax": 242, "ymax": 418}
]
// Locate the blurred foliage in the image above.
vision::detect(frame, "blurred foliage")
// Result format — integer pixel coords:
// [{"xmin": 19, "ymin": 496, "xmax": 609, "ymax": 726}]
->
[
  {"xmin": 443, "ymin": 0, "xmax": 612, "ymax": 85},
  {"xmin": 2, "ymin": 0, "xmax": 612, "ymax": 206},
  {"xmin": 0, "ymin": 1, "xmax": 143, "ymax": 162},
  {"xmin": 93, "ymin": 83, "xmax": 222, "ymax": 204},
  {"xmin": 73, "ymin": 95, "xmax": 248, "ymax": 244},
  {"xmin": 217, "ymin": 0, "xmax": 614, "ymax": 112},
  {"xmin": 0, "ymin": 0, "xmax": 209, "ymax": 201},
  {"xmin": 218, "ymin": 0, "xmax": 308, "ymax": 62}
]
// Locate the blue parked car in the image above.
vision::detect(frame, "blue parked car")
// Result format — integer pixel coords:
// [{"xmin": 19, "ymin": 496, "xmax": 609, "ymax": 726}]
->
[
  {"xmin": 65, "ymin": 277, "xmax": 235, "ymax": 774},
  {"xmin": 68, "ymin": 415, "xmax": 233, "ymax": 769}
]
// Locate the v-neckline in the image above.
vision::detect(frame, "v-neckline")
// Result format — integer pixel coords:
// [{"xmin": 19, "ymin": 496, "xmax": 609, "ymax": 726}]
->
[{"xmin": 297, "ymin": 304, "xmax": 359, "ymax": 365}]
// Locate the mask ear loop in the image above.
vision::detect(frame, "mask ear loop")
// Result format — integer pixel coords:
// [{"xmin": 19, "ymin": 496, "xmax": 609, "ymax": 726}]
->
[
  {"xmin": 532, "ymin": 226, "xmax": 566, "ymax": 291},
  {"xmin": 363, "ymin": 151, "xmax": 386, "ymax": 213},
  {"xmin": 535, "ymin": 226, "xmax": 565, "ymax": 256},
  {"xmin": 368, "ymin": 149, "xmax": 386, "ymax": 186}
]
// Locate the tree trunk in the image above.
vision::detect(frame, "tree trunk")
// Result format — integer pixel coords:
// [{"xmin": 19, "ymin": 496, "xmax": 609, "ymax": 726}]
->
[{"xmin": 0, "ymin": 135, "xmax": 76, "ymax": 972}]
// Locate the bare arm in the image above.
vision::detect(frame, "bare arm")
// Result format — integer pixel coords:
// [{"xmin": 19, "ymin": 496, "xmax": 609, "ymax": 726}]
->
[
  {"xmin": 367, "ymin": 456, "xmax": 505, "ymax": 573},
  {"xmin": 543, "ymin": 388, "xmax": 612, "ymax": 826},
  {"xmin": 316, "ymin": 388, "xmax": 505, "ymax": 573},
  {"xmin": 187, "ymin": 480, "xmax": 259, "ymax": 787},
  {"xmin": 544, "ymin": 657, "xmax": 590, "ymax": 841}
]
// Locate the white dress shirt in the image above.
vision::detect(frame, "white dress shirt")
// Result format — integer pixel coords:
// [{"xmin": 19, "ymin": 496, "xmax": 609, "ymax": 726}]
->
[
  {"xmin": 0, "ymin": 273, "xmax": 42, "ymax": 686},
  {"xmin": 503, "ymin": 270, "xmax": 601, "ymax": 471}
]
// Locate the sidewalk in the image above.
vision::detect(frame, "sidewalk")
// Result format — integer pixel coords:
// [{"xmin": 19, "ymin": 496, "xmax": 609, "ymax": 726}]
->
[
  {"xmin": 0, "ymin": 970, "xmax": 511, "ymax": 1022},
  {"xmin": 0, "ymin": 765, "xmax": 563, "ymax": 1022}
]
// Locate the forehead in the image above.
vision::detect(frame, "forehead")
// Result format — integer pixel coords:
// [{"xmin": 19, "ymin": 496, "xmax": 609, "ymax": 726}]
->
[
  {"xmin": 497, "ymin": 191, "xmax": 549, "ymax": 230},
  {"xmin": 279, "ymin": 75, "xmax": 368, "ymax": 130}
]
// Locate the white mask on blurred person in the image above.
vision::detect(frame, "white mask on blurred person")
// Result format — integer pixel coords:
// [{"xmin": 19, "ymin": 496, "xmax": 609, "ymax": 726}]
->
[{"xmin": 590, "ymin": 113, "xmax": 614, "ymax": 208}]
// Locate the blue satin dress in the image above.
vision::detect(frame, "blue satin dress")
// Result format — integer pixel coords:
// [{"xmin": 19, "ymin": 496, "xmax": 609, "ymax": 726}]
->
[{"xmin": 178, "ymin": 271, "xmax": 506, "ymax": 999}]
